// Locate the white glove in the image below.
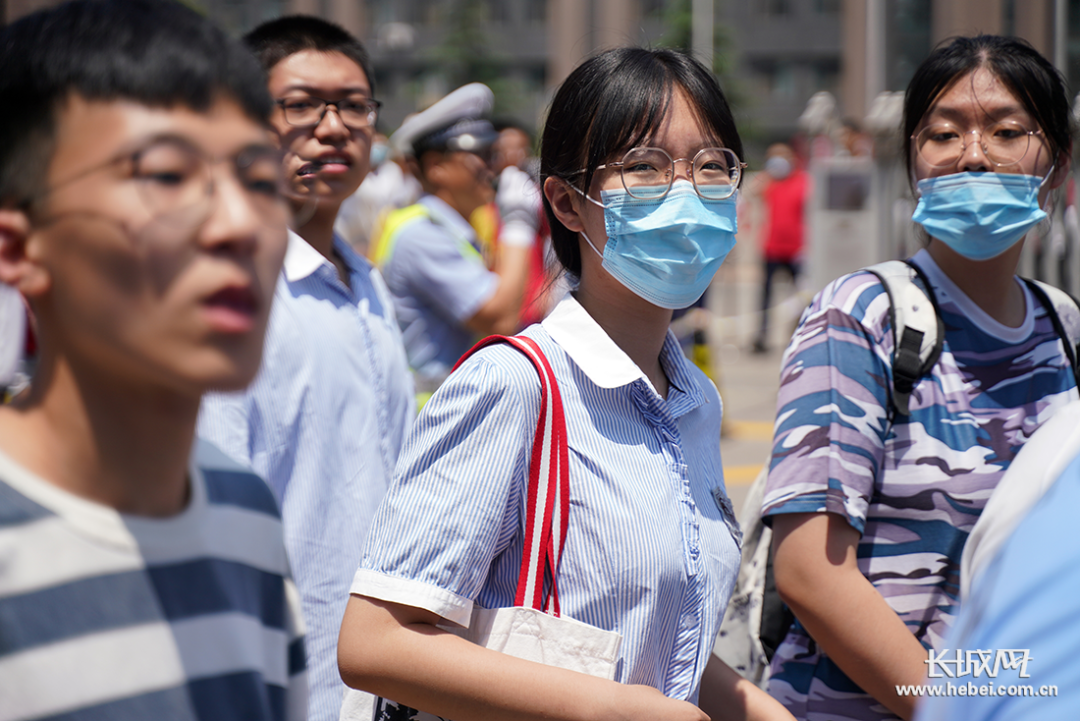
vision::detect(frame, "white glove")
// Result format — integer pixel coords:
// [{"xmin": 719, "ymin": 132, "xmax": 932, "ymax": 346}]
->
[
  {"xmin": 496, "ymin": 165, "xmax": 541, "ymax": 248},
  {"xmin": 0, "ymin": 283, "xmax": 26, "ymax": 387}
]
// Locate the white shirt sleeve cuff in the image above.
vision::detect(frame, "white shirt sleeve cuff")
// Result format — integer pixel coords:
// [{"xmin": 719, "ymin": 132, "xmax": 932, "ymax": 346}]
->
[{"xmin": 349, "ymin": 568, "xmax": 474, "ymax": 628}]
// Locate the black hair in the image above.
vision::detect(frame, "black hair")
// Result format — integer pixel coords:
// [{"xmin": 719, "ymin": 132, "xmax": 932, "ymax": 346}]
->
[
  {"xmin": 243, "ymin": 15, "xmax": 374, "ymax": 97},
  {"xmin": 903, "ymin": 35, "xmax": 1074, "ymax": 178},
  {"xmin": 0, "ymin": 0, "xmax": 272, "ymax": 207},
  {"xmin": 541, "ymin": 47, "xmax": 744, "ymax": 277}
]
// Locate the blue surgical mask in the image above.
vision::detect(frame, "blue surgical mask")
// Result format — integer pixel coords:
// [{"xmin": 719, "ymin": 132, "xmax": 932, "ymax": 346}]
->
[
  {"xmin": 578, "ymin": 181, "xmax": 738, "ymax": 309},
  {"xmin": 765, "ymin": 156, "xmax": 792, "ymax": 180},
  {"xmin": 911, "ymin": 171, "xmax": 1050, "ymax": 261},
  {"xmin": 370, "ymin": 142, "xmax": 390, "ymax": 168}
]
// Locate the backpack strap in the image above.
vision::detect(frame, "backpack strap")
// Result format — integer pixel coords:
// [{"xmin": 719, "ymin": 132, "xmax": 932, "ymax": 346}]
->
[
  {"xmin": 1022, "ymin": 279, "xmax": 1080, "ymax": 388},
  {"xmin": 862, "ymin": 260, "xmax": 944, "ymax": 416},
  {"xmin": 452, "ymin": 335, "xmax": 570, "ymax": 616}
]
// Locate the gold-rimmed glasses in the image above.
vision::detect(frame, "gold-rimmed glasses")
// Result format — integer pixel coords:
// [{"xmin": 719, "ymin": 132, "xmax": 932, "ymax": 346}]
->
[
  {"xmin": 574, "ymin": 147, "xmax": 747, "ymax": 200},
  {"xmin": 913, "ymin": 121, "xmax": 1044, "ymax": 168}
]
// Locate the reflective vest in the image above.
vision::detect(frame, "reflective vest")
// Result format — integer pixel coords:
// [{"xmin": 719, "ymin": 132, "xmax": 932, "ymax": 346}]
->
[{"xmin": 369, "ymin": 202, "xmax": 483, "ymax": 268}]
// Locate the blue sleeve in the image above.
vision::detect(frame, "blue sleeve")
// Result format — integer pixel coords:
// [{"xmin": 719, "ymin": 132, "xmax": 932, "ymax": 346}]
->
[
  {"xmin": 358, "ymin": 344, "xmax": 540, "ymax": 619},
  {"xmin": 394, "ymin": 223, "xmax": 498, "ymax": 323},
  {"xmin": 916, "ymin": 455, "xmax": 1080, "ymax": 721},
  {"xmin": 761, "ymin": 272, "xmax": 895, "ymax": 533},
  {"xmin": 198, "ymin": 392, "xmax": 255, "ymax": 471}
]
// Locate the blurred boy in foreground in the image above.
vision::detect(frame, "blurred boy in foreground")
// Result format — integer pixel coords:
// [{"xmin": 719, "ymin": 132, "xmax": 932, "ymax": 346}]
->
[{"xmin": 0, "ymin": 1, "xmax": 303, "ymax": 718}]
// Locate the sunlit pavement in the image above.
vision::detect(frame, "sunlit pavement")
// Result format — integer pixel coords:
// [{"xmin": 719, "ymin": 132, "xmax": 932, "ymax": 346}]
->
[{"xmin": 698, "ymin": 238, "xmax": 805, "ymax": 524}]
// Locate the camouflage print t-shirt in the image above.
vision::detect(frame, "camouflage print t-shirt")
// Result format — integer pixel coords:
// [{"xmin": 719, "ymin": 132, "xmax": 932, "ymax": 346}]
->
[{"xmin": 761, "ymin": 249, "xmax": 1078, "ymax": 721}]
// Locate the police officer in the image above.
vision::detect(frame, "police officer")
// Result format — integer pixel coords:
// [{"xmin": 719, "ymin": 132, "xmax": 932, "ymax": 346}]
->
[{"xmin": 372, "ymin": 84, "xmax": 530, "ymax": 394}]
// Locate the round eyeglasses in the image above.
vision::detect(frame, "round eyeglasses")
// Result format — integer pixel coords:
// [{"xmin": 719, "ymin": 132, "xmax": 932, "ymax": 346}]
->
[
  {"xmin": 276, "ymin": 95, "xmax": 381, "ymax": 130},
  {"xmin": 913, "ymin": 121, "xmax": 1044, "ymax": 168},
  {"xmin": 576, "ymin": 147, "xmax": 746, "ymax": 201}
]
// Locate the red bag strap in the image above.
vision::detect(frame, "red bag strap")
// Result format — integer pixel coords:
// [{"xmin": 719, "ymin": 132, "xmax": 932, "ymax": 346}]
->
[{"xmin": 453, "ymin": 335, "xmax": 570, "ymax": 616}]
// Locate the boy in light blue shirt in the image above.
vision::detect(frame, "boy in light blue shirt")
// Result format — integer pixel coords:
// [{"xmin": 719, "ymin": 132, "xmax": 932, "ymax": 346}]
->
[{"xmin": 198, "ymin": 16, "xmax": 414, "ymax": 721}]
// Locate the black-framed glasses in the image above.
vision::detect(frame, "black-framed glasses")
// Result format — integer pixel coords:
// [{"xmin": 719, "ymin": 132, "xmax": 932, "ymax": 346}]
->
[
  {"xmin": 573, "ymin": 147, "xmax": 747, "ymax": 200},
  {"xmin": 276, "ymin": 95, "xmax": 381, "ymax": 130},
  {"xmin": 913, "ymin": 121, "xmax": 1044, "ymax": 168},
  {"xmin": 26, "ymin": 136, "xmax": 290, "ymax": 232}
]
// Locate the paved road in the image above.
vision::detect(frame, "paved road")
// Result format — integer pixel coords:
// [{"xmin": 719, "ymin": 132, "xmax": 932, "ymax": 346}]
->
[{"xmin": 694, "ymin": 239, "xmax": 805, "ymax": 522}]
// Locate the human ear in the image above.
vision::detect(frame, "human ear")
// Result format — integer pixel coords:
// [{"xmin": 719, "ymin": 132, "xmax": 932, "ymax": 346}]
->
[
  {"xmin": 0, "ymin": 209, "xmax": 50, "ymax": 298},
  {"xmin": 543, "ymin": 176, "xmax": 585, "ymax": 233},
  {"xmin": 422, "ymin": 151, "xmax": 453, "ymax": 188}
]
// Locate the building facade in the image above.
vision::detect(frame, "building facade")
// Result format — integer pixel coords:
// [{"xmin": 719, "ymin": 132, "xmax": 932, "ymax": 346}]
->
[{"xmin": 2, "ymin": 0, "xmax": 1076, "ymax": 161}]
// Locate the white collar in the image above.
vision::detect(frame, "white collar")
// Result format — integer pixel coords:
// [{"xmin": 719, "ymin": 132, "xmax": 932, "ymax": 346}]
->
[
  {"xmin": 541, "ymin": 293, "xmax": 646, "ymax": 388},
  {"xmin": 282, "ymin": 229, "xmax": 329, "ymax": 282}
]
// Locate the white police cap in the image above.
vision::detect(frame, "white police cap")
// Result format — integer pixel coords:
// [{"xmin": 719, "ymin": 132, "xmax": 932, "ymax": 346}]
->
[{"xmin": 391, "ymin": 82, "xmax": 498, "ymax": 157}]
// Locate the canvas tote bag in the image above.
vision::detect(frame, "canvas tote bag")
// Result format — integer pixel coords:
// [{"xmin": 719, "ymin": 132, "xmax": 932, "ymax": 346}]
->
[{"xmin": 343, "ymin": 335, "xmax": 623, "ymax": 721}]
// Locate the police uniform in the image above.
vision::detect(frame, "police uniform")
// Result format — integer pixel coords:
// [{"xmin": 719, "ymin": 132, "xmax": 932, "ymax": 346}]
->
[{"xmin": 373, "ymin": 83, "xmax": 501, "ymax": 391}]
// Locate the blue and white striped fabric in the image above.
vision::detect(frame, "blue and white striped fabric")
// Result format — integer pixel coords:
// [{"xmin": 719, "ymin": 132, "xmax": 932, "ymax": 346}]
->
[
  {"xmin": 199, "ymin": 230, "xmax": 414, "ymax": 721},
  {"xmin": 350, "ymin": 293, "xmax": 741, "ymax": 702},
  {"xmin": 0, "ymin": 439, "xmax": 306, "ymax": 721}
]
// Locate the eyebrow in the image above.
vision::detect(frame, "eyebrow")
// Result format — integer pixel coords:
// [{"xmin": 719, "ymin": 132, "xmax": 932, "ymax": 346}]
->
[
  {"xmin": 119, "ymin": 133, "xmax": 278, "ymax": 161},
  {"xmin": 926, "ymin": 103, "xmax": 1029, "ymax": 124},
  {"xmin": 278, "ymin": 85, "xmax": 373, "ymax": 97},
  {"xmin": 235, "ymin": 142, "xmax": 281, "ymax": 158}
]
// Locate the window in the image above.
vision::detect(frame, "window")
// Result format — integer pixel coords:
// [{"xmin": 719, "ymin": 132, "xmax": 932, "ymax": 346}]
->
[
  {"xmin": 772, "ymin": 63, "xmax": 796, "ymax": 99},
  {"xmin": 370, "ymin": 0, "xmax": 398, "ymax": 25},
  {"xmin": 761, "ymin": 0, "xmax": 793, "ymax": 16},
  {"xmin": 525, "ymin": 0, "xmax": 546, "ymax": 23},
  {"xmin": 642, "ymin": 0, "xmax": 667, "ymax": 18},
  {"xmin": 487, "ymin": 0, "xmax": 511, "ymax": 24},
  {"xmin": 408, "ymin": 0, "xmax": 438, "ymax": 25},
  {"xmin": 885, "ymin": 0, "xmax": 932, "ymax": 92},
  {"xmin": 1068, "ymin": 0, "xmax": 1080, "ymax": 92},
  {"xmin": 1002, "ymin": 0, "xmax": 1016, "ymax": 37},
  {"xmin": 812, "ymin": 59, "xmax": 840, "ymax": 94}
]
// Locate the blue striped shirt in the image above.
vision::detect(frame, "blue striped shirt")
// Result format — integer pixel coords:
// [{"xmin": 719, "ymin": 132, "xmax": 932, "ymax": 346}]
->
[
  {"xmin": 198, "ymin": 231, "xmax": 414, "ymax": 721},
  {"xmin": 351, "ymin": 293, "xmax": 741, "ymax": 702},
  {"xmin": 0, "ymin": 439, "xmax": 306, "ymax": 721}
]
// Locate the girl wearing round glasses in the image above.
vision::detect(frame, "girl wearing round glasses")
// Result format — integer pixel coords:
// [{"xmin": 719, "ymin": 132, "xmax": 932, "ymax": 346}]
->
[
  {"xmin": 339, "ymin": 47, "xmax": 792, "ymax": 721},
  {"xmin": 761, "ymin": 36, "xmax": 1077, "ymax": 721}
]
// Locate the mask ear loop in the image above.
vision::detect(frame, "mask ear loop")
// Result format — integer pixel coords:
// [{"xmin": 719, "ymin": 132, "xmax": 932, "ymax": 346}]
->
[
  {"xmin": 1036, "ymin": 163, "xmax": 1058, "ymax": 239},
  {"xmin": 579, "ymin": 229, "xmax": 604, "ymax": 259},
  {"xmin": 568, "ymin": 181, "xmax": 610, "ymax": 210},
  {"xmin": 1039, "ymin": 162, "xmax": 1057, "ymax": 211},
  {"xmin": 560, "ymin": 181, "xmax": 608, "ymax": 259}
]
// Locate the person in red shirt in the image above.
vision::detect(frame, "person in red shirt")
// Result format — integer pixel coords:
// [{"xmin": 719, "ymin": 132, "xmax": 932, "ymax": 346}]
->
[{"xmin": 752, "ymin": 143, "xmax": 808, "ymax": 353}]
